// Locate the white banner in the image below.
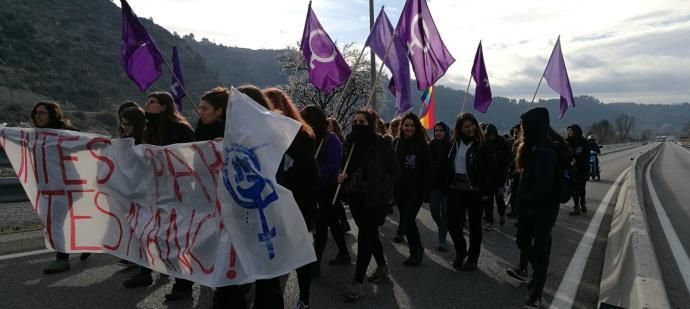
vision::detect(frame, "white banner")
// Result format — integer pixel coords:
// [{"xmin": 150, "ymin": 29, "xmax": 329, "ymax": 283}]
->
[{"xmin": 0, "ymin": 90, "xmax": 315, "ymax": 286}]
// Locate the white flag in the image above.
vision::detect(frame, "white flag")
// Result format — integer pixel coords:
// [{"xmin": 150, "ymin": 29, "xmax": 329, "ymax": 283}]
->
[{"xmin": 218, "ymin": 88, "xmax": 316, "ymax": 282}]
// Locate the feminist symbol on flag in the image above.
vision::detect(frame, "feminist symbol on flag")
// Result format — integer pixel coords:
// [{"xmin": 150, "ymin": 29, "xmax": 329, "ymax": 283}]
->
[
  {"xmin": 308, "ymin": 30, "xmax": 337, "ymax": 69},
  {"xmin": 408, "ymin": 15, "xmax": 431, "ymax": 56},
  {"xmin": 222, "ymin": 143, "xmax": 278, "ymax": 260}
]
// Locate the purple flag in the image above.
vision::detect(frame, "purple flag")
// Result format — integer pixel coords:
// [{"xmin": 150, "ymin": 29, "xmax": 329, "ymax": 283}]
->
[
  {"xmin": 471, "ymin": 42, "xmax": 492, "ymax": 113},
  {"xmin": 120, "ymin": 0, "xmax": 164, "ymax": 92},
  {"xmin": 170, "ymin": 46, "xmax": 185, "ymax": 111},
  {"xmin": 365, "ymin": 8, "xmax": 411, "ymax": 115},
  {"xmin": 299, "ymin": 3, "xmax": 351, "ymax": 93},
  {"xmin": 543, "ymin": 37, "xmax": 575, "ymax": 119},
  {"xmin": 395, "ymin": 0, "xmax": 455, "ymax": 90}
]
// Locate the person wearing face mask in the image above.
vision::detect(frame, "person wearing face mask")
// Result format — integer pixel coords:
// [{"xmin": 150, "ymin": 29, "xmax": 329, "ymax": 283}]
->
[
  {"xmin": 337, "ymin": 109, "xmax": 400, "ymax": 301},
  {"xmin": 446, "ymin": 112, "xmax": 494, "ymax": 272},
  {"xmin": 123, "ymin": 92, "xmax": 196, "ymax": 302},
  {"xmin": 429, "ymin": 122, "xmax": 451, "ymax": 251},
  {"xmin": 393, "ymin": 113, "xmax": 431, "ymax": 266}
]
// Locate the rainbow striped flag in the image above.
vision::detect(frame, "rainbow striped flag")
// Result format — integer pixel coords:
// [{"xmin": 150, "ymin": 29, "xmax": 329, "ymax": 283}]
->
[{"xmin": 420, "ymin": 86, "xmax": 435, "ymax": 129}]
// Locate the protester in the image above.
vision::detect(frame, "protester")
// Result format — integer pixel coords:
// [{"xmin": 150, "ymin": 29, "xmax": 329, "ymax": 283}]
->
[
  {"xmin": 264, "ymin": 87, "xmax": 319, "ymax": 309},
  {"xmin": 565, "ymin": 124, "xmax": 590, "ymax": 215},
  {"xmin": 512, "ymin": 107, "xmax": 562, "ymax": 308},
  {"xmin": 195, "ymin": 87, "xmax": 228, "ymax": 141},
  {"xmin": 337, "ymin": 108, "xmax": 400, "ymax": 300},
  {"xmin": 446, "ymin": 112, "xmax": 493, "ymax": 271},
  {"xmin": 506, "ymin": 124, "xmax": 521, "ymax": 219},
  {"xmin": 587, "ymin": 135, "xmax": 601, "ymax": 180},
  {"xmin": 118, "ymin": 104, "xmax": 146, "ymax": 145},
  {"xmin": 327, "ymin": 117, "xmax": 351, "ymax": 232},
  {"xmin": 388, "ymin": 117, "xmax": 406, "ymax": 243},
  {"xmin": 122, "ymin": 92, "xmax": 196, "ymax": 302},
  {"xmin": 301, "ymin": 106, "xmax": 351, "ymax": 270},
  {"xmin": 428, "ymin": 122, "xmax": 451, "ymax": 251},
  {"xmin": 393, "ymin": 112, "xmax": 431, "ymax": 266},
  {"xmin": 213, "ymin": 85, "xmax": 281, "ymax": 309},
  {"xmin": 33, "ymin": 101, "xmax": 91, "ymax": 274},
  {"xmin": 481, "ymin": 123, "xmax": 512, "ymax": 230},
  {"xmin": 117, "ymin": 101, "xmax": 141, "ymax": 138}
]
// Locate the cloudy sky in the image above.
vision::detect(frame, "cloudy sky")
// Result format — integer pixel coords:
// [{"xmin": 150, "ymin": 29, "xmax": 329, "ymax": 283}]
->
[{"xmin": 123, "ymin": 0, "xmax": 690, "ymax": 104}]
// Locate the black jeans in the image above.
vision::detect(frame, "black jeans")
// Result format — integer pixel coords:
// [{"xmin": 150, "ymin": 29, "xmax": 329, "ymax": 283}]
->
[
  {"xmin": 516, "ymin": 215, "xmax": 554, "ymax": 298},
  {"xmin": 447, "ymin": 189, "xmax": 483, "ymax": 263},
  {"xmin": 296, "ymin": 262, "xmax": 313, "ymax": 303},
  {"xmin": 213, "ymin": 278, "xmax": 283, "ymax": 309},
  {"xmin": 399, "ymin": 198, "xmax": 423, "ymax": 253},
  {"xmin": 56, "ymin": 252, "xmax": 69, "ymax": 261},
  {"xmin": 483, "ymin": 189, "xmax": 506, "ymax": 224},
  {"xmin": 314, "ymin": 189, "xmax": 349, "ymax": 260},
  {"xmin": 395, "ymin": 202, "xmax": 406, "ymax": 236},
  {"xmin": 572, "ymin": 176, "xmax": 587, "ymax": 208},
  {"xmin": 349, "ymin": 195, "xmax": 386, "ymax": 283}
]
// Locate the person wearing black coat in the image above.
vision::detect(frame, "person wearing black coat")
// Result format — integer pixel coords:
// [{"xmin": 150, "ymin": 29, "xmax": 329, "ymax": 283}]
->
[
  {"xmin": 428, "ymin": 122, "xmax": 451, "ymax": 251},
  {"xmin": 338, "ymin": 109, "xmax": 400, "ymax": 301},
  {"xmin": 513, "ymin": 107, "xmax": 561, "ymax": 308},
  {"xmin": 481, "ymin": 123, "xmax": 512, "ymax": 229},
  {"xmin": 446, "ymin": 113, "xmax": 495, "ymax": 271},
  {"xmin": 566, "ymin": 124, "xmax": 591, "ymax": 215},
  {"xmin": 393, "ymin": 113, "xmax": 431, "ymax": 266}
]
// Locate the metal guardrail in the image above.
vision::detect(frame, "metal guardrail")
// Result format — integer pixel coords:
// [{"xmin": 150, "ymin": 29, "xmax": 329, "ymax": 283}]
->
[{"xmin": 598, "ymin": 143, "xmax": 669, "ymax": 308}]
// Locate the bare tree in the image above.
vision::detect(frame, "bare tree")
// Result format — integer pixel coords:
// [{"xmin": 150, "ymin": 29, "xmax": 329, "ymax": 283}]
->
[
  {"xmin": 614, "ymin": 113, "xmax": 636, "ymax": 142},
  {"xmin": 276, "ymin": 43, "xmax": 384, "ymax": 130}
]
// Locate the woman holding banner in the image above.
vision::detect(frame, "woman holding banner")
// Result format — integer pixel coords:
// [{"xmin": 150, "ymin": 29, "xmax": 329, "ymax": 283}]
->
[
  {"xmin": 122, "ymin": 92, "xmax": 196, "ymax": 302},
  {"xmin": 337, "ymin": 109, "xmax": 400, "ymax": 301},
  {"xmin": 33, "ymin": 101, "xmax": 93, "ymax": 274}
]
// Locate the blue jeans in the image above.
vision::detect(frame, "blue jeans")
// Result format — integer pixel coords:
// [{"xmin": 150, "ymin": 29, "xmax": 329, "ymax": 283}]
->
[{"xmin": 429, "ymin": 189, "xmax": 448, "ymax": 246}]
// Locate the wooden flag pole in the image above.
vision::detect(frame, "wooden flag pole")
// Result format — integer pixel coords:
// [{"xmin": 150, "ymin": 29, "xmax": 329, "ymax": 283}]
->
[
  {"xmin": 364, "ymin": 30, "xmax": 397, "ymax": 111},
  {"xmin": 162, "ymin": 59, "xmax": 200, "ymax": 115},
  {"xmin": 460, "ymin": 77, "xmax": 472, "ymax": 112},
  {"xmin": 332, "ymin": 143, "xmax": 356, "ymax": 205}
]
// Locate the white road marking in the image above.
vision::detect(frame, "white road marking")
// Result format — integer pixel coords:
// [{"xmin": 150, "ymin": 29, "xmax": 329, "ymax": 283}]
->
[
  {"xmin": 645, "ymin": 146, "xmax": 690, "ymax": 295},
  {"xmin": 0, "ymin": 249, "xmax": 52, "ymax": 261},
  {"xmin": 550, "ymin": 167, "xmax": 630, "ymax": 309}
]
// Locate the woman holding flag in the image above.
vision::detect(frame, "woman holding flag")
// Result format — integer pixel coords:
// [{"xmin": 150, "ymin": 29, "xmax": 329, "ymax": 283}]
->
[
  {"xmin": 393, "ymin": 113, "xmax": 431, "ymax": 266},
  {"xmin": 337, "ymin": 109, "xmax": 400, "ymax": 300}
]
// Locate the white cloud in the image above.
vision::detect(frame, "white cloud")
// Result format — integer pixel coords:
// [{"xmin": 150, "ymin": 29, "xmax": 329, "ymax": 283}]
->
[{"xmin": 123, "ymin": 0, "xmax": 690, "ymax": 104}]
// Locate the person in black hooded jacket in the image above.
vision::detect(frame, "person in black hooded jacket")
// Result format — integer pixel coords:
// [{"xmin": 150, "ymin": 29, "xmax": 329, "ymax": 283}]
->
[
  {"xmin": 446, "ymin": 112, "xmax": 495, "ymax": 271},
  {"xmin": 481, "ymin": 123, "xmax": 512, "ymax": 229},
  {"xmin": 513, "ymin": 107, "xmax": 561, "ymax": 308},
  {"xmin": 428, "ymin": 121, "xmax": 451, "ymax": 251},
  {"xmin": 393, "ymin": 112, "xmax": 431, "ymax": 266},
  {"xmin": 566, "ymin": 124, "xmax": 591, "ymax": 215}
]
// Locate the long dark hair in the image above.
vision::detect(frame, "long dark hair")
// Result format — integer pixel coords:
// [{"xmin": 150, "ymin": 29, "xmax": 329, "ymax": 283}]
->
[
  {"xmin": 120, "ymin": 107, "xmax": 146, "ymax": 144},
  {"xmin": 143, "ymin": 91, "xmax": 192, "ymax": 145},
  {"xmin": 200, "ymin": 87, "xmax": 229, "ymax": 120},
  {"xmin": 451, "ymin": 112, "xmax": 484, "ymax": 143},
  {"xmin": 238, "ymin": 85, "xmax": 274, "ymax": 110},
  {"xmin": 328, "ymin": 117, "xmax": 344, "ymax": 142},
  {"xmin": 31, "ymin": 101, "xmax": 68, "ymax": 129},
  {"xmin": 263, "ymin": 87, "xmax": 314, "ymax": 139},
  {"xmin": 117, "ymin": 101, "xmax": 140, "ymax": 137},
  {"xmin": 515, "ymin": 107, "xmax": 551, "ymax": 172},
  {"xmin": 398, "ymin": 112, "xmax": 425, "ymax": 142},
  {"xmin": 301, "ymin": 105, "xmax": 329, "ymax": 142}
]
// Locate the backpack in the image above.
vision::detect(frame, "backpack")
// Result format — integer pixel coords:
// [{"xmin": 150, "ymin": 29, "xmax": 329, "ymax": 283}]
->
[{"xmin": 552, "ymin": 140, "xmax": 575, "ymax": 204}]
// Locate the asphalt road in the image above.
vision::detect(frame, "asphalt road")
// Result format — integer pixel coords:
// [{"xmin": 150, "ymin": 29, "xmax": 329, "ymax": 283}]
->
[
  {"xmin": 0, "ymin": 144, "xmax": 654, "ymax": 309},
  {"xmin": 643, "ymin": 142, "xmax": 690, "ymax": 308}
]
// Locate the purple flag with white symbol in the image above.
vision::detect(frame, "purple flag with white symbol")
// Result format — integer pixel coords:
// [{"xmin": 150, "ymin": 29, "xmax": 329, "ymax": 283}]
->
[
  {"xmin": 170, "ymin": 46, "xmax": 185, "ymax": 112},
  {"xmin": 395, "ymin": 0, "xmax": 455, "ymax": 90},
  {"xmin": 299, "ymin": 2, "xmax": 351, "ymax": 93},
  {"xmin": 120, "ymin": 0, "xmax": 164, "ymax": 92},
  {"xmin": 471, "ymin": 42, "xmax": 492, "ymax": 113},
  {"xmin": 365, "ymin": 8, "xmax": 411, "ymax": 115},
  {"xmin": 543, "ymin": 37, "xmax": 575, "ymax": 119}
]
